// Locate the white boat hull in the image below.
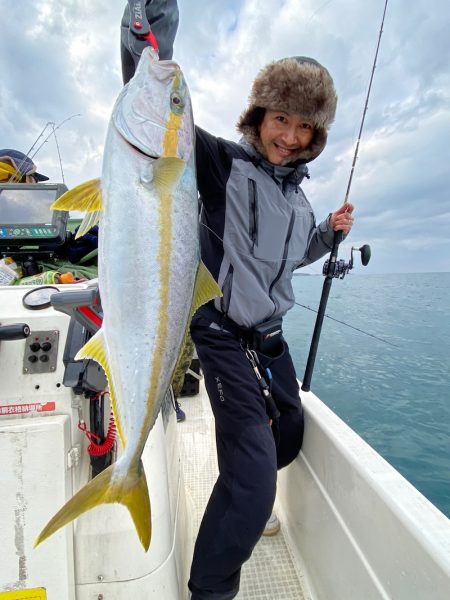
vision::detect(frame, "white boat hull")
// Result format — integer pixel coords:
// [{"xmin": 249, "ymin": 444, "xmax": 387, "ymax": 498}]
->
[
  {"xmin": 1, "ymin": 283, "xmax": 450, "ymax": 599},
  {"xmin": 278, "ymin": 391, "xmax": 450, "ymax": 599}
]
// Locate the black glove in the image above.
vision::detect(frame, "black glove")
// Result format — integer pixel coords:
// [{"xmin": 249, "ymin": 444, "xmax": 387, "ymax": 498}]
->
[{"xmin": 120, "ymin": 0, "xmax": 180, "ymax": 84}]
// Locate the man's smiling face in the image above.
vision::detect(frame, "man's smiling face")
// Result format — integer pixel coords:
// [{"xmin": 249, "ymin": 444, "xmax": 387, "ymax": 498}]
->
[{"xmin": 259, "ymin": 110, "xmax": 314, "ymax": 165}]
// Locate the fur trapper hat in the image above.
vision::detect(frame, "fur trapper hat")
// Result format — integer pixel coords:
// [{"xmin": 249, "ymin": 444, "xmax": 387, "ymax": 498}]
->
[{"xmin": 237, "ymin": 56, "xmax": 337, "ymax": 163}]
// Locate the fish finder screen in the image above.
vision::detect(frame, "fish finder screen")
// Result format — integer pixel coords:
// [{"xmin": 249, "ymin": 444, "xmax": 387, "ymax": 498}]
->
[{"xmin": 0, "ymin": 187, "xmax": 58, "ymax": 225}]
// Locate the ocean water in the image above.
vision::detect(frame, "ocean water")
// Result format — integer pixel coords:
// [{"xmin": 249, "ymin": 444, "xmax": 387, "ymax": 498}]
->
[{"xmin": 283, "ymin": 271, "xmax": 450, "ymax": 519}]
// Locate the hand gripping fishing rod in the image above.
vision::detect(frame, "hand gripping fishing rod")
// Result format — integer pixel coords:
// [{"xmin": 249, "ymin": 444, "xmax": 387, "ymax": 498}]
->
[{"xmin": 301, "ymin": 0, "xmax": 389, "ymax": 392}]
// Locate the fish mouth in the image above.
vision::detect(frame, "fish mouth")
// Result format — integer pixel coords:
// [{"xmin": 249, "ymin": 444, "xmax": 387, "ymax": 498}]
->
[
  {"xmin": 116, "ymin": 117, "xmax": 182, "ymax": 160},
  {"xmin": 150, "ymin": 58, "xmax": 181, "ymax": 78},
  {"xmin": 122, "ymin": 135, "xmax": 159, "ymax": 160},
  {"xmin": 154, "ymin": 59, "xmax": 179, "ymax": 69}
]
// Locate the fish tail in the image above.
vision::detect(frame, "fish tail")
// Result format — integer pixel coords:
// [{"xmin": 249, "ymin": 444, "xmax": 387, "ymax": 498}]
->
[{"xmin": 34, "ymin": 459, "xmax": 151, "ymax": 551}]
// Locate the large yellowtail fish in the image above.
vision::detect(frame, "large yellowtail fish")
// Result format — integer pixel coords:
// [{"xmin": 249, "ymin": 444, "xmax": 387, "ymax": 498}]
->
[{"xmin": 34, "ymin": 47, "xmax": 221, "ymax": 551}]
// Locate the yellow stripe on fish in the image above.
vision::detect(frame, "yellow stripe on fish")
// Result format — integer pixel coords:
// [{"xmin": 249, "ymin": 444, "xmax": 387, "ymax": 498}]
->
[
  {"xmin": 35, "ymin": 48, "xmax": 222, "ymax": 554},
  {"xmin": 163, "ymin": 111, "xmax": 183, "ymax": 156},
  {"xmin": 138, "ymin": 98, "xmax": 185, "ymax": 451}
]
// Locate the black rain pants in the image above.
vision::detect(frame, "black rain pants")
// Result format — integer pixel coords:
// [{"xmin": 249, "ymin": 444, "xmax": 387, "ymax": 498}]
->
[{"xmin": 188, "ymin": 314, "xmax": 304, "ymax": 600}]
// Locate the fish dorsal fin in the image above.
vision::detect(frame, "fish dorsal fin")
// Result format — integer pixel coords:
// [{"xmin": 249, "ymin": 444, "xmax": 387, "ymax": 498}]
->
[
  {"xmin": 152, "ymin": 157, "xmax": 185, "ymax": 194},
  {"xmin": 52, "ymin": 178, "xmax": 102, "ymax": 212},
  {"xmin": 51, "ymin": 178, "xmax": 103, "ymax": 239},
  {"xmin": 171, "ymin": 261, "xmax": 222, "ymax": 394},
  {"xmin": 75, "ymin": 329, "xmax": 125, "ymax": 446}
]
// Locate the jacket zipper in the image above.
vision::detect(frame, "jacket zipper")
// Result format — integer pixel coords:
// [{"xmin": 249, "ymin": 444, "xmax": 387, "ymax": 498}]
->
[
  {"xmin": 220, "ymin": 263, "xmax": 234, "ymax": 314},
  {"xmin": 248, "ymin": 179, "xmax": 258, "ymax": 252},
  {"xmin": 268, "ymin": 209, "xmax": 296, "ymax": 316}
]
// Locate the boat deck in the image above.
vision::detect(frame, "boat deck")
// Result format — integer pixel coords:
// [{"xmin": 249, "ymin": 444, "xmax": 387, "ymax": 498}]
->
[{"xmin": 178, "ymin": 385, "xmax": 309, "ymax": 600}]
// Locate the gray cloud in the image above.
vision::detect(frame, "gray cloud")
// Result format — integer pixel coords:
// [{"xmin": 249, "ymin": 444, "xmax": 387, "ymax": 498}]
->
[{"xmin": 1, "ymin": 0, "xmax": 449, "ymax": 273}]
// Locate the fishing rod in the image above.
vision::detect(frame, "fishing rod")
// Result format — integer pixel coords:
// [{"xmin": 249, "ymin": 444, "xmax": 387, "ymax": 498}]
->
[
  {"xmin": 7, "ymin": 114, "xmax": 81, "ymax": 183},
  {"xmin": 50, "ymin": 121, "xmax": 66, "ymax": 184},
  {"xmin": 25, "ymin": 122, "xmax": 53, "ymax": 160},
  {"xmin": 4, "ymin": 122, "xmax": 53, "ymax": 183},
  {"xmin": 28, "ymin": 114, "xmax": 81, "ymax": 164},
  {"xmin": 301, "ymin": 0, "xmax": 389, "ymax": 392}
]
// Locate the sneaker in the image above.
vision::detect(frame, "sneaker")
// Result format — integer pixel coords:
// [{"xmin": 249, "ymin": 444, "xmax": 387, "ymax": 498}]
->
[
  {"xmin": 262, "ymin": 511, "xmax": 280, "ymax": 536},
  {"xmin": 175, "ymin": 400, "xmax": 186, "ymax": 422}
]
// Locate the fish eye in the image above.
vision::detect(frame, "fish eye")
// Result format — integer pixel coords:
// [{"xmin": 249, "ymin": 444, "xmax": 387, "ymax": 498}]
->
[{"xmin": 171, "ymin": 92, "xmax": 184, "ymax": 110}]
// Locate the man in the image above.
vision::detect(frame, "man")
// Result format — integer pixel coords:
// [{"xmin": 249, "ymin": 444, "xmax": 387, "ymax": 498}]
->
[{"xmin": 121, "ymin": 3, "xmax": 353, "ymax": 599}]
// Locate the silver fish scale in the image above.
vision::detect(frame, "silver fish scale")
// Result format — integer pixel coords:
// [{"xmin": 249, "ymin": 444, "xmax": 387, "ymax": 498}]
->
[{"xmin": 98, "ymin": 60, "xmax": 198, "ymax": 468}]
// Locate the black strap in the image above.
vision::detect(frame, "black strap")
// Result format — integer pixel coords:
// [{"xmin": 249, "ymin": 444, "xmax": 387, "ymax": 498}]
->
[{"xmin": 197, "ymin": 303, "xmax": 252, "ymax": 342}]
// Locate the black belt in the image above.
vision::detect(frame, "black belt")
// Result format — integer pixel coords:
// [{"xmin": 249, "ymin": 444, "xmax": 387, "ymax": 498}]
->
[
  {"xmin": 198, "ymin": 303, "xmax": 284, "ymax": 355},
  {"xmin": 198, "ymin": 303, "xmax": 253, "ymax": 341}
]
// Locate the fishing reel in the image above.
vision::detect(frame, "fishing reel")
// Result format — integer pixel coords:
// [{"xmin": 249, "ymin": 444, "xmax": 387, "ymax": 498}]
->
[{"xmin": 322, "ymin": 244, "xmax": 371, "ymax": 279}]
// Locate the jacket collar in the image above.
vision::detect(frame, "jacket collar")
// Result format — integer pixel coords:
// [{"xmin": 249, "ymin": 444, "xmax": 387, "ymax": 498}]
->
[{"xmin": 240, "ymin": 141, "xmax": 309, "ymax": 185}]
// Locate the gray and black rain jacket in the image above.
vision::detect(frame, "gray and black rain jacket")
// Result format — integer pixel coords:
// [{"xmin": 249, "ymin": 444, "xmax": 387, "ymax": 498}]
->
[
  {"xmin": 120, "ymin": 1, "xmax": 336, "ymax": 330},
  {"xmin": 195, "ymin": 127, "xmax": 335, "ymax": 329}
]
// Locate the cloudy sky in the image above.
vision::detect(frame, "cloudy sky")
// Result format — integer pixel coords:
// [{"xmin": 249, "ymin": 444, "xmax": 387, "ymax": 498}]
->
[{"xmin": 1, "ymin": 0, "xmax": 449, "ymax": 274}]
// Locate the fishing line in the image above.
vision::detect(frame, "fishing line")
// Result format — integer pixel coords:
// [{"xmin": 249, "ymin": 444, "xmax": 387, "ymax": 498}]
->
[
  {"xmin": 200, "ymin": 222, "xmax": 286, "ymax": 261},
  {"xmin": 301, "ymin": 0, "xmax": 390, "ymax": 391},
  {"xmin": 199, "ymin": 222, "xmax": 391, "ymax": 345},
  {"xmin": 343, "ymin": 0, "xmax": 389, "ymax": 205},
  {"xmin": 199, "ymin": 221, "xmax": 349, "ymax": 264},
  {"xmin": 306, "ymin": 0, "xmax": 336, "ymax": 27},
  {"xmin": 294, "ymin": 301, "xmax": 398, "ymax": 348}
]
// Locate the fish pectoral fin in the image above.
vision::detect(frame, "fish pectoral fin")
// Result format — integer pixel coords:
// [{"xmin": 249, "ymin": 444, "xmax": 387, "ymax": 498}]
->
[
  {"xmin": 51, "ymin": 178, "xmax": 103, "ymax": 239},
  {"xmin": 76, "ymin": 329, "xmax": 125, "ymax": 446},
  {"xmin": 192, "ymin": 260, "xmax": 223, "ymax": 314},
  {"xmin": 34, "ymin": 460, "xmax": 152, "ymax": 552},
  {"xmin": 152, "ymin": 157, "xmax": 185, "ymax": 193}
]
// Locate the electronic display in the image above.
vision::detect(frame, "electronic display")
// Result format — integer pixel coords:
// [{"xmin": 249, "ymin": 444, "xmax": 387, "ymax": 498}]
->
[{"xmin": 0, "ymin": 183, "xmax": 68, "ymax": 249}]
